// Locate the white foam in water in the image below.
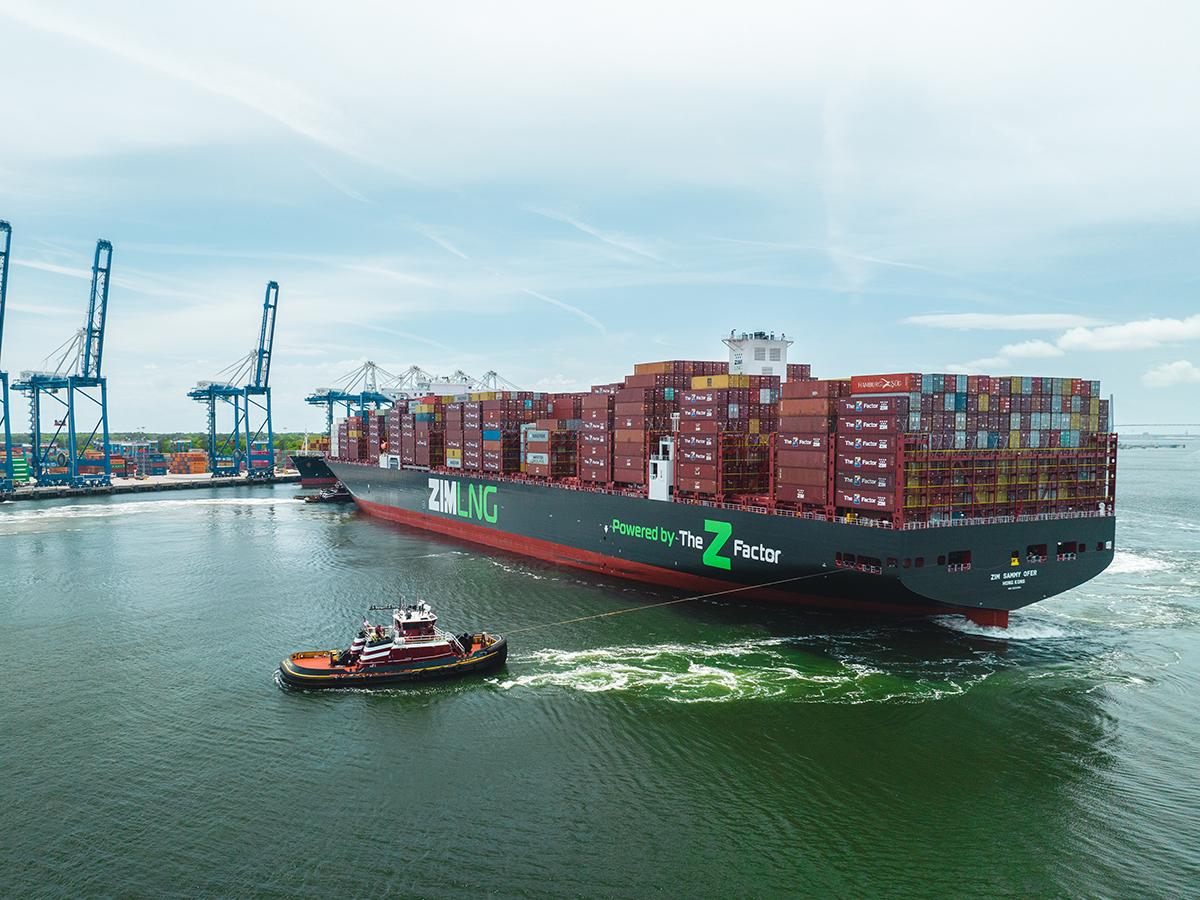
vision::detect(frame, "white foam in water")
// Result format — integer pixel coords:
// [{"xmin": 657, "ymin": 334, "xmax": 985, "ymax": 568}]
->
[
  {"xmin": 1105, "ymin": 551, "xmax": 1169, "ymax": 576},
  {"xmin": 491, "ymin": 638, "xmax": 982, "ymax": 703},
  {"xmin": 0, "ymin": 496, "xmax": 298, "ymax": 527},
  {"xmin": 933, "ymin": 616, "xmax": 1068, "ymax": 640}
]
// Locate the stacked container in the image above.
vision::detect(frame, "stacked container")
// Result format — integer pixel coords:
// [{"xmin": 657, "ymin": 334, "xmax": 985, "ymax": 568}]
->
[
  {"xmin": 676, "ymin": 373, "xmax": 780, "ymax": 497},
  {"xmin": 774, "ymin": 379, "xmax": 847, "ymax": 507},
  {"xmin": 578, "ymin": 392, "xmax": 614, "ymax": 483}
]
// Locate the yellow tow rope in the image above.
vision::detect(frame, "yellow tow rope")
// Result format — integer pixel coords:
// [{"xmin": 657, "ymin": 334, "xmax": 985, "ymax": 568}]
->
[{"xmin": 503, "ymin": 568, "xmax": 849, "ymax": 636}]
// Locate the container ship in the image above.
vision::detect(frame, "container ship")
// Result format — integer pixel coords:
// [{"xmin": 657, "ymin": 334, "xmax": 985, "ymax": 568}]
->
[
  {"xmin": 326, "ymin": 332, "xmax": 1117, "ymax": 628},
  {"xmin": 290, "ymin": 452, "xmax": 337, "ymax": 487}
]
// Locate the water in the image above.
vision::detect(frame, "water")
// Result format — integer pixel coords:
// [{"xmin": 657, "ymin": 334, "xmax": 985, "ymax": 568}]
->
[{"xmin": 3, "ymin": 449, "xmax": 1198, "ymax": 897}]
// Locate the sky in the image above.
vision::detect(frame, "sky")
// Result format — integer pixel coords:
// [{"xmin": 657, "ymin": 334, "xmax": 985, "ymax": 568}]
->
[{"xmin": 1, "ymin": 0, "xmax": 1198, "ymax": 432}]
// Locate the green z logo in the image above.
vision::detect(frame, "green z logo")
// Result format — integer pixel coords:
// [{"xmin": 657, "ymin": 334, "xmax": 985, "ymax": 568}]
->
[{"xmin": 702, "ymin": 519, "xmax": 733, "ymax": 570}]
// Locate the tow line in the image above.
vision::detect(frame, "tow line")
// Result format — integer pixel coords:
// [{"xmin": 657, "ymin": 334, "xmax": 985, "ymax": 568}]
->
[{"xmin": 503, "ymin": 569, "xmax": 849, "ymax": 635}]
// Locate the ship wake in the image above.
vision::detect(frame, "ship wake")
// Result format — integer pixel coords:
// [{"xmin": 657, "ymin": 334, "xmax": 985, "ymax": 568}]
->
[{"xmin": 488, "ymin": 638, "xmax": 991, "ymax": 704}]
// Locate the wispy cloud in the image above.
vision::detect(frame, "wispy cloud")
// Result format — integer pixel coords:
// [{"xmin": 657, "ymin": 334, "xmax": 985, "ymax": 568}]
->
[
  {"xmin": 306, "ymin": 160, "xmax": 371, "ymax": 204},
  {"xmin": 527, "ymin": 207, "xmax": 666, "ymax": 264},
  {"xmin": 414, "ymin": 226, "xmax": 469, "ymax": 260},
  {"xmin": 0, "ymin": 4, "xmax": 368, "ymax": 165},
  {"xmin": 521, "ymin": 288, "xmax": 606, "ymax": 334},
  {"xmin": 906, "ymin": 313, "xmax": 1105, "ymax": 331}
]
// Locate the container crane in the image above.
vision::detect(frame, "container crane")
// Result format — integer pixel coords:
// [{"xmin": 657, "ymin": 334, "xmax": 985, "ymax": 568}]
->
[
  {"xmin": 12, "ymin": 239, "xmax": 114, "ymax": 487},
  {"xmin": 304, "ymin": 360, "xmax": 399, "ymax": 437},
  {"xmin": 188, "ymin": 281, "xmax": 279, "ymax": 480},
  {"xmin": 0, "ymin": 221, "xmax": 12, "ymax": 492}
]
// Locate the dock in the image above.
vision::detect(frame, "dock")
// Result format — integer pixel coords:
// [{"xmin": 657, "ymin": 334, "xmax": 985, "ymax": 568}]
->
[{"xmin": 2, "ymin": 471, "xmax": 302, "ymax": 503}]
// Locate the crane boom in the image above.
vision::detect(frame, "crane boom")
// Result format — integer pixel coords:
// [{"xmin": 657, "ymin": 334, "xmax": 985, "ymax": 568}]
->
[
  {"xmin": 253, "ymin": 281, "xmax": 279, "ymax": 389},
  {"xmin": 81, "ymin": 239, "xmax": 113, "ymax": 379},
  {"xmin": 0, "ymin": 220, "xmax": 10, "ymax": 367}
]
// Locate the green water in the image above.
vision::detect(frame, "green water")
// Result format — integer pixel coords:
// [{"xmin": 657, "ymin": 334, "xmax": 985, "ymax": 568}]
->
[{"xmin": 3, "ymin": 450, "xmax": 1199, "ymax": 897}]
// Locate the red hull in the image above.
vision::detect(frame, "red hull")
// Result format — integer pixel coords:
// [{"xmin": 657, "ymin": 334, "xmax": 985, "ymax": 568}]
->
[{"xmin": 353, "ymin": 497, "xmax": 1007, "ymax": 627}]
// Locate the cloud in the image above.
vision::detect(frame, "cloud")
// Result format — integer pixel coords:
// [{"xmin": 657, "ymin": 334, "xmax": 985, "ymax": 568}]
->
[
  {"xmin": 306, "ymin": 161, "xmax": 371, "ymax": 204},
  {"xmin": 520, "ymin": 288, "xmax": 606, "ymax": 334},
  {"xmin": 905, "ymin": 313, "xmax": 1104, "ymax": 331},
  {"xmin": 527, "ymin": 207, "xmax": 666, "ymax": 264},
  {"xmin": 1058, "ymin": 314, "xmax": 1200, "ymax": 352},
  {"xmin": 997, "ymin": 339, "xmax": 1064, "ymax": 359},
  {"xmin": 1142, "ymin": 360, "xmax": 1200, "ymax": 388},
  {"xmin": 414, "ymin": 227, "xmax": 469, "ymax": 260},
  {"xmin": 0, "ymin": 3, "xmax": 369, "ymax": 165}
]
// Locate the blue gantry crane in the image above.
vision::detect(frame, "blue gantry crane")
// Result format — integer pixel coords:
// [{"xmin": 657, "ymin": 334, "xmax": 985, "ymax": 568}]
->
[
  {"xmin": 0, "ymin": 221, "xmax": 12, "ymax": 492},
  {"xmin": 188, "ymin": 281, "xmax": 279, "ymax": 480},
  {"xmin": 12, "ymin": 238, "xmax": 114, "ymax": 487}
]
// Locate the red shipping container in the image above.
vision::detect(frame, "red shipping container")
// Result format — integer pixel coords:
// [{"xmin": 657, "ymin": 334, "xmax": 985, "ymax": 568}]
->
[
  {"xmin": 835, "ymin": 488, "xmax": 896, "ymax": 511},
  {"xmin": 777, "ymin": 433, "xmax": 828, "ymax": 451},
  {"xmin": 678, "ymin": 433, "xmax": 719, "ymax": 449},
  {"xmin": 837, "ymin": 434, "xmax": 898, "ymax": 454},
  {"xmin": 774, "ymin": 466, "xmax": 826, "ymax": 487},
  {"xmin": 775, "ymin": 483, "xmax": 827, "ymax": 504},
  {"xmin": 776, "ymin": 449, "xmax": 828, "ymax": 468},
  {"xmin": 836, "ymin": 471, "xmax": 896, "ymax": 491},
  {"xmin": 836, "ymin": 415, "xmax": 904, "ymax": 435},
  {"xmin": 613, "ymin": 469, "xmax": 646, "ymax": 484},
  {"xmin": 850, "ymin": 373, "xmax": 921, "ymax": 394},
  {"xmin": 579, "ymin": 466, "xmax": 611, "ymax": 481},
  {"xmin": 678, "ymin": 463, "xmax": 719, "ymax": 480},
  {"xmin": 781, "ymin": 379, "xmax": 850, "ymax": 399},
  {"xmin": 677, "ymin": 478, "xmax": 720, "ymax": 494},
  {"xmin": 836, "ymin": 396, "xmax": 909, "ymax": 416},
  {"xmin": 835, "ymin": 452, "xmax": 896, "ymax": 472},
  {"xmin": 779, "ymin": 398, "xmax": 834, "ymax": 416},
  {"xmin": 779, "ymin": 415, "xmax": 832, "ymax": 433}
]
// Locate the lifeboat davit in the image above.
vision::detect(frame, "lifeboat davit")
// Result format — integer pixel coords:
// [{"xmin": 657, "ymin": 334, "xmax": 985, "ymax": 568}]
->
[{"xmin": 279, "ymin": 601, "xmax": 507, "ymax": 688}]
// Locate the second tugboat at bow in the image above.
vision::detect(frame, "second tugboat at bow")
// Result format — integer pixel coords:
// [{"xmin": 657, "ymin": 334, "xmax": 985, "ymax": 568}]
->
[{"xmin": 279, "ymin": 601, "xmax": 507, "ymax": 688}]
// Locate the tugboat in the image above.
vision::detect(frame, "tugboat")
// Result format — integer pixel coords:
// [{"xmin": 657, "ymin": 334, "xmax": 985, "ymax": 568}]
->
[
  {"xmin": 279, "ymin": 601, "xmax": 507, "ymax": 688},
  {"xmin": 298, "ymin": 483, "xmax": 353, "ymax": 503}
]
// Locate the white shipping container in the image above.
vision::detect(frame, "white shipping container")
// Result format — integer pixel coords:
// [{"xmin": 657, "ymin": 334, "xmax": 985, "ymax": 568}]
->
[{"xmin": 526, "ymin": 452, "xmax": 550, "ymax": 466}]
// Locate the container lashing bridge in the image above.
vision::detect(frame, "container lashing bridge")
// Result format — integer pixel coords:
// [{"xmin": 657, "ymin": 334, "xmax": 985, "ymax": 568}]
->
[
  {"xmin": 11, "ymin": 236, "xmax": 115, "ymax": 488},
  {"xmin": 188, "ymin": 281, "xmax": 279, "ymax": 480}
]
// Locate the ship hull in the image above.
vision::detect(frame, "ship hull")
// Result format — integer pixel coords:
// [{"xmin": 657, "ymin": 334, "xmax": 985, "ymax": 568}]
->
[
  {"xmin": 329, "ymin": 462, "xmax": 1116, "ymax": 626},
  {"xmin": 290, "ymin": 453, "xmax": 337, "ymax": 487}
]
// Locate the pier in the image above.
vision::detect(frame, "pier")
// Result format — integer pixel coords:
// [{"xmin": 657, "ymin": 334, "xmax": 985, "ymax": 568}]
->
[{"xmin": 1, "ymin": 471, "xmax": 301, "ymax": 503}]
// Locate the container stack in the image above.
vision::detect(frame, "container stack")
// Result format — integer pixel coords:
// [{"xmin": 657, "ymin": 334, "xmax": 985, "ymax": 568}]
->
[
  {"xmin": 523, "ymin": 422, "xmax": 578, "ymax": 479},
  {"xmin": 675, "ymin": 373, "xmax": 780, "ymax": 497},
  {"xmin": 612, "ymin": 361, "xmax": 722, "ymax": 485},
  {"xmin": 169, "ymin": 449, "xmax": 209, "ymax": 474},
  {"xmin": 578, "ymin": 392, "xmax": 614, "ymax": 483},
  {"xmin": 411, "ymin": 400, "xmax": 444, "ymax": 467},
  {"xmin": 774, "ymin": 378, "xmax": 847, "ymax": 507},
  {"xmin": 836, "ymin": 372, "xmax": 1116, "ymax": 522}
]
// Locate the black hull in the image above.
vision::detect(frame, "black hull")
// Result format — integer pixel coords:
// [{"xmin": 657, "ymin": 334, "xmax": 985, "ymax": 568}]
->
[
  {"xmin": 328, "ymin": 461, "xmax": 1117, "ymax": 625},
  {"xmin": 290, "ymin": 454, "xmax": 337, "ymax": 487},
  {"xmin": 279, "ymin": 639, "xmax": 508, "ymax": 689}
]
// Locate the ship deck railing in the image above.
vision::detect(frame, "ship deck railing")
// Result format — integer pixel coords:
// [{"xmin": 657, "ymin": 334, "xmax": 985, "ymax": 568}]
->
[{"xmin": 334, "ymin": 461, "xmax": 1113, "ymax": 532}]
